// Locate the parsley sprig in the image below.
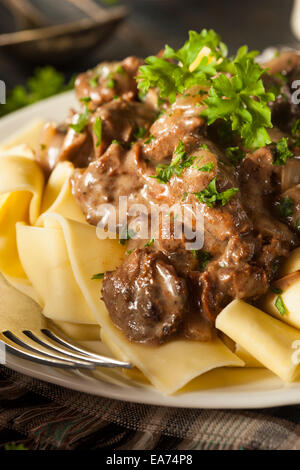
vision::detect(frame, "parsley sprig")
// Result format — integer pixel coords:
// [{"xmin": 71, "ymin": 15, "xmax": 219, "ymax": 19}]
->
[
  {"xmin": 137, "ymin": 30, "xmax": 227, "ymax": 104},
  {"xmin": 194, "ymin": 177, "xmax": 239, "ymax": 208},
  {"xmin": 137, "ymin": 31, "xmax": 275, "ymax": 150},
  {"xmin": 202, "ymin": 47, "xmax": 275, "ymax": 149}
]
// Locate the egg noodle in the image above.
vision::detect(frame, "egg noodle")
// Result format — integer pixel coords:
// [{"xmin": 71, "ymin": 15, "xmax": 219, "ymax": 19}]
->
[{"xmin": 1, "ymin": 120, "xmax": 300, "ymax": 394}]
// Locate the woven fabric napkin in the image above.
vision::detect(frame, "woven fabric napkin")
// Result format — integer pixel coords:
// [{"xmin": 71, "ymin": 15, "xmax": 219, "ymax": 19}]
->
[{"xmin": 0, "ymin": 365, "xmax": 300, "ymax": 450}]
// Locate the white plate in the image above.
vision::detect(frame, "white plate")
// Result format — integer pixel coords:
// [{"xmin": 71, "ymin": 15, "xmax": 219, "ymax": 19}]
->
[{"xmin": 1, "ymin": 92, "xmax": 300, "ymax": 409}]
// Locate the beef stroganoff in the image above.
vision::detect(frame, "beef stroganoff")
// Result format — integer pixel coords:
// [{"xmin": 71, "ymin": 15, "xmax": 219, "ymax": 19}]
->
[{"xmin": 2, "ymin": 30, "xmax": 300, "ymax": 394}]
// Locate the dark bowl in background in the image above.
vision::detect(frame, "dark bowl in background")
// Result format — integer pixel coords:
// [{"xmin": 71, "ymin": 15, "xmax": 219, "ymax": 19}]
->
[{"xmin": 0, "ymin": 1, "xmax": 128, "ymax": 65}]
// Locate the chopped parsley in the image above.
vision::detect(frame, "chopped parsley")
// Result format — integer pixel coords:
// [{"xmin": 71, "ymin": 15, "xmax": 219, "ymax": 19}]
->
[
  {"xmin": 193, "ymin": 250, "xmax": 212, "ymax": 269},
  {"xmin": 271, "ymin": 286, "xmax": 283, "ymax": 295},
  {"xmin": 134, "ymin": 127, "xmax": 147, "ymax": 139},
  {"xmin": 145, "ymin": 238, "xmax": 155, "ymax": 247},
  {"xmin": 69, "ymin": 97, "xmax": 91, "ymax": 134},
  {"xmin": 182, "ymin": 191, "xmax": 188, "ymax": 201},
  {"xmin": 279, "ymin": 196, "xmax": 294, "ymax": 217},
  {"xmin": 225, "ymin": 146, "xmax": 246, "ymax": 166},
  {"xmin": 40, "ymin": 143, "xmax": 47, "ymax": 151},
  {"xmin": 91, "ymin": 272, "xmax": 105, "ymax": 280},
  {"xmin": 144, "ymin": 134, "xmax": 155, "ymax": 144},
  {"xmin": 273, "ymin": 138, "xmax": 293, "ymax": 166},
  {"xmin": 93, "ymin": 117, "xmax": 102, "ymax": 147},
  {"xmin": 115, "ymin": 65, "xmax": 125, "ymax": 75},
  {"xmin": 291, "ymin": 119, "xmax": 300, "ymax": 147},
  {"xmin": 80, "ymin": 96, "xmax": 92, "ymax": 105},
  {"xmin": 89, "ymin": 75, "xmax": 99, "ymax": 88},
  {"xmin": 275, "ymin": 295, "xmax": 287, "ymax": 316},
  {"xmin": 106, "ymin": 74, "xmax": 115, "ymax": 89},
  {"xmin": 151, "ymin": 141, "xmax": 196, "ymax": 183},
  {"xmin": 295, "ymin": 217, "xmax": 300, "ymax": 232},
  {"xmin": 194, "ymin": 177, "xmax": 239, "ymax": 208},
  {"xmin": 119, "ymin": 226, "xmax": 136, "ymax": 244},
  {"xmin": 197, "ymin": 162, "xmax": 215, "ymax": 172},
  {"xmin": 292, "ymin": 119, "xmax": 300, "ymax": 137}
]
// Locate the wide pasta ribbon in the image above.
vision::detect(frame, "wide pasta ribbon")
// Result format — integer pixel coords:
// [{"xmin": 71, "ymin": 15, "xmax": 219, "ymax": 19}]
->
[
  {"xmin": 0, "ymin": 121, "xmax": 246, "ymax": 394},
  {"xmin": 0, "ymin": 151, "xmax": 44, "ymax": 279},
  {"xmin": 23, "ymin": 211, "xmax": 245, "ymax": 394}
]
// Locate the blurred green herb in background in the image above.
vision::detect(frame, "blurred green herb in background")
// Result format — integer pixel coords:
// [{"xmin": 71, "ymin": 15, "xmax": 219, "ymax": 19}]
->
[
  {"xmin": 100, "ymin": 0, "xmax": 120, "ymax": 4},
  {"xmin": 0, "ymin": 67, "xmax": 74, "ymax": 118}
]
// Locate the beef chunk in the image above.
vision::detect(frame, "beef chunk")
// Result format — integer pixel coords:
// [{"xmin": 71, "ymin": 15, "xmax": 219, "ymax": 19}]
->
[
  {"xmin": 71, "ymin": 143, "xmax": 146, "ymax": 225},
  {"xmin": 102, "ymin": 250, "xmax": 188, "ymax": 344},
  {"xmin": 91, "ymin": 99, "xmax": 156, "ymax": 154},
  {"xmin": 143, "ymin": 91, "xmax": 205, "ymax": 162},
  {"xmin": 75, "ymin": 56, "xmax": 143, "ymax": 106}
]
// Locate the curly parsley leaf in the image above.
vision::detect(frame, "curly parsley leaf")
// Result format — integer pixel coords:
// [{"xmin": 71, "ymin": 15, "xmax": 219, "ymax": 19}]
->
[
  {"xmin": 194, "ymin": 177, "xmax": 239, "ymax": 208},
  {"xmin": 273, "ymin": 137, "xmax": 294, "ymax": 166},
  {"xmin": 202, "ymin": 50, "xmax": 275, "ymax": 149},
  {"xmin": 137, "ymin": 29, "xmax": 227, "ymax": 104},
  {"xmin": 163, "ymin": 29, "xmax": 227, "ymax": 66}
]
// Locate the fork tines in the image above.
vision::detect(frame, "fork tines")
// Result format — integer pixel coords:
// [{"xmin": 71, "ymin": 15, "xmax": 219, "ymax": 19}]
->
[{"xmin": 0, "ymin": 328, "xmax": 132, "ymax": 370}]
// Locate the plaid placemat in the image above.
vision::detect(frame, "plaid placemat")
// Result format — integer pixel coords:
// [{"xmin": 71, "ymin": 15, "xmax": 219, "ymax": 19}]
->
[{"xmin": 1, "ymin": 366, "xmax": 300, "ymax": 450}]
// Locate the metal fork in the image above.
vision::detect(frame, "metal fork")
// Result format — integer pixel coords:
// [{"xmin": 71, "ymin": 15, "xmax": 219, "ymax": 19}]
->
[
  {"xmin": 0, "ymin": 328, "xmax": 132, "ymax": 370},
  {"xmin": 0, "ymin": 274, "xmax": 132, "ymax": 370}
]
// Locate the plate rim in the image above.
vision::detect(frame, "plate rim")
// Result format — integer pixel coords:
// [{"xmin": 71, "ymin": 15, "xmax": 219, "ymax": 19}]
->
[{"xmin": 1, "ymin": 91, "xmax": 300, "ymax": 409}]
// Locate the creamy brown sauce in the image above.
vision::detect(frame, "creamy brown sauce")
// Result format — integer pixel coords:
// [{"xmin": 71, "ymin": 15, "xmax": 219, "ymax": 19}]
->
[{"xmin": 35, "ymin": 52, "xmax": 300, "ymax": 345}]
